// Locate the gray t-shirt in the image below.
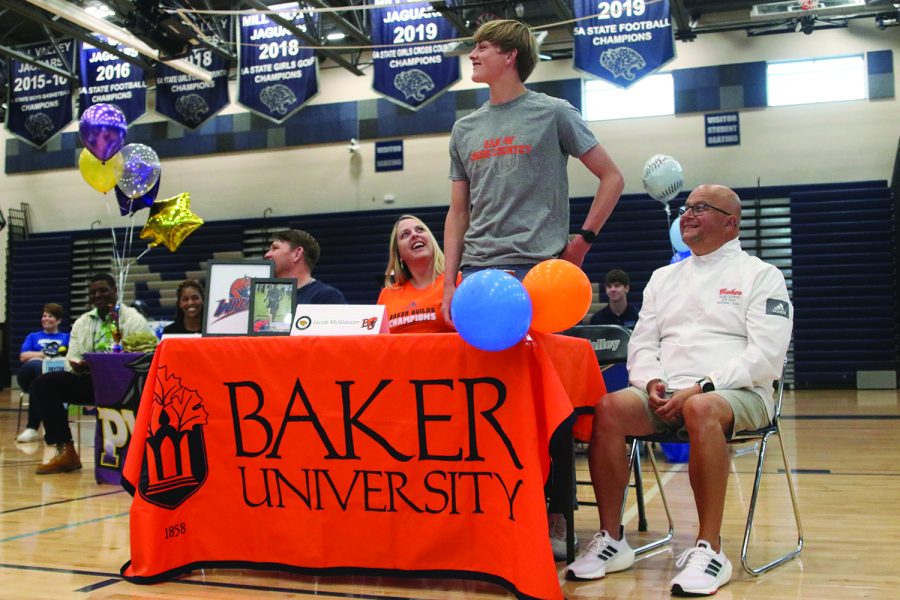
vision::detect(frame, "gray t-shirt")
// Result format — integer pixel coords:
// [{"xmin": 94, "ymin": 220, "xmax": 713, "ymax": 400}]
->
[{"xmin": 449, "ymin": 90, "xmax": 598, "ymax": 267}]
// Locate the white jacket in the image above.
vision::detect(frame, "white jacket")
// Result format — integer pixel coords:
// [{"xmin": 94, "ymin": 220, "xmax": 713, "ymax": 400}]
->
[{"xmin": 627, "ymin": 238, "xmax": 792, "ymax": 418}]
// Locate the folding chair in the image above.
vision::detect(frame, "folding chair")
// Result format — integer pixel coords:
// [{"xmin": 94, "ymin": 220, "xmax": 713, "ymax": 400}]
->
[
  {"xmin": 15, "ymin": 358, "xmax": 68, "ymax": 440},
  {"xmin": 625, "ymin": 367, "xmax": 804, "ymax": 575}
]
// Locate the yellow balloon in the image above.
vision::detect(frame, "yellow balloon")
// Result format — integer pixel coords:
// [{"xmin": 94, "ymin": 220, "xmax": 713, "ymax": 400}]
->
[
  {"xmin": 140, "ymin": 192, "xmax": 204, "ymax": 252},
  {"xmin": 78, "ymin": 149, "xmax": 123, "ymax": 193}
]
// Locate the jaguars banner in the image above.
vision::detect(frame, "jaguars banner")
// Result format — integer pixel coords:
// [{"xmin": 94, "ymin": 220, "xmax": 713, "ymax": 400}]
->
[
  {"xmin": 79, "ymin": 38, "xmax": 147, "ymax": 122},
  {"xmin": 237, "ymin": 3, "xmax": 319, "ymax": 123},
  {"xmin": 156, "ymin": 47, "xmax": 229, "ymax": 129},
  {"xmin": 370, "ymin": 0, "xmax": 460, "ymax": 111},
  {"xmin": 6, "ymin": 41, "xmax": 74, "ymax": 147},
  {"xmin": 573, "ymin": 0, "xmax": 675, "ymax": 88}
]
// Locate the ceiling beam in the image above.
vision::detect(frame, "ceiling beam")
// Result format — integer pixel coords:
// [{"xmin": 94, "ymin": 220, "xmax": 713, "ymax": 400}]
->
[
  {"xmin": 429, "ymin": 1, "xmax": 473, "ymax": 36},
  {"xmin": 671, "ymin": 0, "xmax": 697, "ymax": 41},
  {"xmin": 304, "ymin": 0, "xmax": 371, "ymax": 45},
  {"xmin": 0, "ymin": 42, "xmax": 78, "ymax": 80}
]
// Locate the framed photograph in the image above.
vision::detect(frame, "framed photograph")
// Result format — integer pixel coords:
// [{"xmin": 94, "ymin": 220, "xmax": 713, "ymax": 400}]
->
[
  {"xmin": 202, "ymin": 260, "xmax": 274, "ymax": 336},
  {"xmin": 249, "ymin": 279, "xmax": 296, "ymax": 336}
]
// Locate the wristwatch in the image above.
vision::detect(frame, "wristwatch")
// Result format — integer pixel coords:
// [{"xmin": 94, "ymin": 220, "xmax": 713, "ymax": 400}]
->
[
  {"xmin": 697, "ymin": 376, "xmax": 715, "ymax": 393},
  {"xmin": 577, "ymin": 229, "xmax": 598, "ymax": 243}
]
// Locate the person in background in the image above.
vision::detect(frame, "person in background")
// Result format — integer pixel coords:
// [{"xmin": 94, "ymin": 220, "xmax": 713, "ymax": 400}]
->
[
  {"xmin": 378, "ymin": 215, "xmax": 459, "ymax": 333},
  {"xmin": 590, "ymin": 269, "xmax": 640, "ymax": 329},
  {"xmin": 163, "ymin": 279, "xmax": 205, "ymax": 334},
  {"xmin": 15, "ymin": 303, "xmax": 69, "ymax": 443},
  {"xmin": 264, "ymin": 229, "xmax": 347, "ymax": 304},
  {"xmin": 31, "ymin": 273, "xmax": 152, "ymax": 474}
]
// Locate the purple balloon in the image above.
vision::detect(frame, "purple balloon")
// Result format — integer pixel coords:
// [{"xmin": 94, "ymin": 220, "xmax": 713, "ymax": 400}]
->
[
  {"xmin": 79, "ymin": 103, "xmax": 127, "ymax": 162},
  {"xmin": 115, "ymin": 175, "xmax": 160, "ymax": 216}
]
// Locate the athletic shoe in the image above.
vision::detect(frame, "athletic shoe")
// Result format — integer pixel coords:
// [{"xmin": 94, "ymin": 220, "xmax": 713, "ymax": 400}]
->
[
  {"xmin": 670, "ymin": 540, "xmax": 732, "ymax": 596},
  {"xmin": 549, "ymin": 513, "xmax": 577, "ymax": 561},
  {"xmin": 16, "ymin": 427, "xmax": 40, "ymax": 443},
  {"xmin": 565, "ymin": 530, "xmax": 635, "ymax": 580}
]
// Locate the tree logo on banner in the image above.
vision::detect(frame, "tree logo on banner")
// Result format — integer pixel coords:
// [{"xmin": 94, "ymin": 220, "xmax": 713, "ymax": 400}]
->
[
  {"xmin": 139, "ymin": 366, "xmax": 209, "ymax": 509},
  {"xmin": 573, "ymin": 0, "xmax": 675, "ymax": 89}
]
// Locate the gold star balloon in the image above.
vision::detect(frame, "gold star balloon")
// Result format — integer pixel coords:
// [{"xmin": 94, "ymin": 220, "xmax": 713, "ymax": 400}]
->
[{"xmin": 140, "ymin": 192, "xmax": 203, "ymax": 252}]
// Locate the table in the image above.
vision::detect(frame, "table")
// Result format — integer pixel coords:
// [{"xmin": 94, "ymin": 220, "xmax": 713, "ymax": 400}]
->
[
  {"xmin": 120, "ymin": 333, "xmax": 604, "ymax": 600},
  {"xmin": 83, "ymin": 352, "xmax": 153, "ymax": 484}
]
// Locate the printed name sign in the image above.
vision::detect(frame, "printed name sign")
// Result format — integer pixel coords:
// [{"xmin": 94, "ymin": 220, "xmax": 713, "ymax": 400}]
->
[{"xmin": 291, "ymin": 304, "xmax": 389, "ymax": 336}]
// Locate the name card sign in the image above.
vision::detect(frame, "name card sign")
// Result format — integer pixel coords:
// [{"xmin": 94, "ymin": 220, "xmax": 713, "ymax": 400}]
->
[{"xmin": 291, "ymin": 305, "xmax": 389, "ymax": 336}]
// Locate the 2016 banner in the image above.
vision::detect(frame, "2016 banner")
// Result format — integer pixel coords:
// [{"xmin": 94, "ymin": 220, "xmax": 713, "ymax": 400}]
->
[
  {"xmin": 238, "ymin": 3, "xmax": 319, "ymax": 123},
  {"xmin": 155, "ymin": 47, "xmax": 229, "ymax": 129},
  {"xmin": 370, "ymin": 0, "xmax": 460, "ymax": 110},
  {"xmin": 573, "ymin": 0, "xmax": 675, "ymax": 88},
  {"xmin": 6, "ymin": 41, "xmax": 74, "ymax": 147},
  {"xmin": 79, "ymin": 38, "xmax": 147, "ymax": 122}
]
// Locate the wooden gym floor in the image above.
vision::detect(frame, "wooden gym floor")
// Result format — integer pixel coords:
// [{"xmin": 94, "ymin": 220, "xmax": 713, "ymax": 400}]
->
[{"xmin": 1, "ymin": 387, "xmax": 898, "ymax": 599}]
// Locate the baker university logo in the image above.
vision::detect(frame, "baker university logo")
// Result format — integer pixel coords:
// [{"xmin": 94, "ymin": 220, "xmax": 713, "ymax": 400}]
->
[{"xmin": 138, "ymin": 366, "xmax": 209, "ymax": 509}]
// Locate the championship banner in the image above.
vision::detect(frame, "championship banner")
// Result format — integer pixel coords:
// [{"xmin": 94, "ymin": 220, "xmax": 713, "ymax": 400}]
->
[
  {"xmin": 5, "ymin": 41, "xmax": 74, "ymax": 147},
  {"xmin": 84, "ymin": 352, "xmax": 154, "ymax": 485},
  {"xmin": 121, "ymin": 334, "xmax": 605, "ymax": 599},
  {"xmin": 573, "ymin": 0, "xmax": 675, "ymax": 88},
  {"xmin": 237, "ymin": 3, "xmax": 319, "ymax": 123},
  {"xmin": 370, "ymin": 0, "xmax": 460, "ymax": 111},
  {"xmin": 155, "ymin": 47, "xmax": 229, "ymax": 129},
  {"xmin": 79, "ymin": 38, "xmax": 147, "ymax": 122}
]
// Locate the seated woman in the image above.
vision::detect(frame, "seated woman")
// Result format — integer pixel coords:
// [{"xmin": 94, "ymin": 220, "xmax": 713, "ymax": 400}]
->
[
  {"xmin": 377, "ymin": 215, "xmax": 459, "ymax": 333},
  {"xmin": 163, "ymin": 279, "xmax": 205, "ymax": 335},
  {"xmin": 16, "ymin": 303, "xmax": 69, "ymax": 443}
]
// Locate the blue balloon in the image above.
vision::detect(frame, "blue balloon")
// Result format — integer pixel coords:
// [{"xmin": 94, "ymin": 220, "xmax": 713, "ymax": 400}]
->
[
  {"xmin": 115, "ymin": 174, "xmax": 160, "ymax": 216},
  {"xmin": 670, "ymin": 250, "xmax": 691, "ymax": 264},
  {"xmin": 451, "ymin": 270, "xmax": 532, "ymax": 352},
  {"xmin": 669, "ymin": 217, "xmax": 689, "ymax": 253}
]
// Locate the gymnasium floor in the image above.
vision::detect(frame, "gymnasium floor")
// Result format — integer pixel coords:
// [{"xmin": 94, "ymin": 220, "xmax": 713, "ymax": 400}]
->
[{"xmin": 1, "ymin": 387, "xmax": 898, "ymax": 599}]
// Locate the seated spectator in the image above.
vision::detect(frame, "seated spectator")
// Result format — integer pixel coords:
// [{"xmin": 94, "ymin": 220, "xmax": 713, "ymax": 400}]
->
[
  {"xmin": 163, "ymin": 279, "xmax": 205, "ymax": 334},
  {"xmin": 31, "ymin": 273, "xmax": 152, "ymax": 474},
  {"xmin": 377, "ymin": 215, "xmax": 459, "ymax": 333},
  {"xmin": 15, "ymin": 303, "xmax": 69, "ymax": 443},
  {"xmin": 590, "ymin": 269, "xmax": 639, "ymax": 329},
  {"xmin": 264, "ymin": 229, "xmax": 346, "ymax": 304}
]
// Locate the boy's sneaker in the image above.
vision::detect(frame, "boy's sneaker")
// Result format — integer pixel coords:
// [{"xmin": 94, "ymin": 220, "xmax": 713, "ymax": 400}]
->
[
  {"xmin": 565, "ymin": 530, "xmax": 634, "ymax": 580},
  {"xmin": 548, "ymin": 513, "xmax": 577, "ymax": 561},
  {"xmin": 670, "ymin": 540, "xmax": 732, "ymax": 596},
  {"xmin": 16, "ymin": 428, "xmax": 40, "ymax": 443}
]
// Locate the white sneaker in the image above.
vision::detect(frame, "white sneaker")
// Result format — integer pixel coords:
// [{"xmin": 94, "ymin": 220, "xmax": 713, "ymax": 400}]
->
[
  {"xmin": 549, "ymin": 513, "xmax": 577, "ymax": 561},
  {"xmin": 565, "ymin": 530, "xmax": 635, "ymax": 580},
  {"xmin": 670, "ymin": 540, "xmax": 732, "ymax": 596},
  {"xmin": 16, "ymin": 428, "xmax": 40, "ymax": 443}
]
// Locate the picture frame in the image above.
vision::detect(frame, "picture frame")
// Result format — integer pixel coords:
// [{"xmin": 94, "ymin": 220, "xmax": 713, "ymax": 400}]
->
[
  {"xmin": 248, "ymin": 278, "xmax": 297, "ymax": 336},
  {"xmin": 202, "ymin": 260, "xmax": 274, "ymax": 336}
]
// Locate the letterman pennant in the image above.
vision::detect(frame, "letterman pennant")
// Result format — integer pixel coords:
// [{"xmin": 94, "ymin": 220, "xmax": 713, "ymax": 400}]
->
[
  {"xmin": 237, "ymin": 3, "xmax": 319, "ymax": 123},
  {"xmin": 6, "ymin": 41, "xmax": 74, "ymax": 147},
  {"xmin": 370, "ymin": 0, "xmax": 460, "ymax": 110},
  {"xmin": 573, "ymin": 0, "xmax": 675, "ymax": 88},
  {"xmin": 121, "ymin": 333, "xmax": 605, "ymax": 599},
  {"xmin": 79, "ymin": 37, "xmax": 147, "ymax": 122},
  {"xmin": 155, "ymin": 47, "xmax": 229, "ymax": 129}
]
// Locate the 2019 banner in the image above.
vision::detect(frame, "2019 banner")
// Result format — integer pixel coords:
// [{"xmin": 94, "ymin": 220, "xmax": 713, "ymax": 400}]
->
[
  {"xmin": 370, "ymin": 0, "xmax": 460, "ymax": 110},
  {"xmin": 79, "ymin": 38, "xmax": 147, "ymax": 122},
  {"xmin": 573, "ymin": 0, "xmax": 675, "ymax": 88},
  {"xmin": 156, "ymin": 47, "xmax": 229, "ymax": 129},
  {"xmin": 6, "ymin": 41, "xmax": 74, "ymax": 147},
  {"xmin": 238, "ymin": 3, "xmax": 319, "ymax": 123}
]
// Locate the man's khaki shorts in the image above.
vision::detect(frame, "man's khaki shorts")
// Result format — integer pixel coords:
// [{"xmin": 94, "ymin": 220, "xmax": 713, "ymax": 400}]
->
[{"xmin": 624, "ymin": 386, "xmax": 770, "ymax": 440}]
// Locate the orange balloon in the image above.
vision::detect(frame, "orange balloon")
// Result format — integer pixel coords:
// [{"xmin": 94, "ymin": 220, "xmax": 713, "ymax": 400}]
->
[{"xmin": 523, "ymin": 259, "xmax": 593, "ymax": 333}]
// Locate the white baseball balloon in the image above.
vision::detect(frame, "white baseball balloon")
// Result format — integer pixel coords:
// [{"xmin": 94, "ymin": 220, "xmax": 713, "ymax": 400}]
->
[{"xmin": 642, "ymin": 154, "xmax": 684, "ymax": 203}]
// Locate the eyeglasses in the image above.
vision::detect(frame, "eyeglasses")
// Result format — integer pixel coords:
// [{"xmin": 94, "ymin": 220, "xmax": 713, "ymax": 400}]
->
[{"xmin": 678, "ymin": 202, "xmax": 731, "ymax": 217}]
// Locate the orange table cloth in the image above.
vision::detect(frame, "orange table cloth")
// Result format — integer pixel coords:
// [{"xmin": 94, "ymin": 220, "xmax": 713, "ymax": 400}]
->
[{"xmin": 121, "ymin": 332, "xmax": 604, "ymax": 599}]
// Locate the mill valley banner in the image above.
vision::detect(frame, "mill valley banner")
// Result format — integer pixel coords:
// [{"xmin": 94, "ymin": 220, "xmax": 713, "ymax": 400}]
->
[
  {"xmin": 370, "ymin": 0, "xmax": 460, "ymax": 110},
  {"xmin": 156, "ymin": 47, "xmax": 229, "ymax": 129},
  {"xmin": 79, "ymin": 38, "xmax": 147, "ymax": 122},
  {"xmin": 573, "ymin": 0, "xmax": 675, "ymax": 88},
  {"xmin": 6, "ymin": 41, "xmax": 74, "ymax": 147},
  {"xmin": 121, "ymin": 334, "xmax": 603, "ymax": 599}
]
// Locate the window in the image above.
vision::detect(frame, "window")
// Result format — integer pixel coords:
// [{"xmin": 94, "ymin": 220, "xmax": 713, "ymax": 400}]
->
[
  {"xmin": 583, "ymin": 73, "xmax": 674, "ymax": 121},
  {"xmin": 767, "ymin": 55, "xmax": 866, "ymax": 107}
]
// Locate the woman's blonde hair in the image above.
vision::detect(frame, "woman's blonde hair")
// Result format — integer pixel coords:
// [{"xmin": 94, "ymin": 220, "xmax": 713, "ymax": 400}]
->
[{"xmin": 383, "ymin": 215, "xmax": 445, "ymax": 288}]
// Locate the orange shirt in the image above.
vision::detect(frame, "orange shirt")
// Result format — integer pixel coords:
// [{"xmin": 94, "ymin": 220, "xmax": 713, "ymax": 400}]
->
[{"xmin": 377, "ymin": 273, "xmax": 459, "ymax": 333}]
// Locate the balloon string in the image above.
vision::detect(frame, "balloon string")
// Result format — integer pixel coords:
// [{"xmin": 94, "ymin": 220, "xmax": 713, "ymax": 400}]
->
[
  {"xmin": 104, "ymin": 198, "xmax": 123, "ymax": 278},
  {"xmin": 665, "ymin": 203, "xmax": 677, "ymax": 254}
]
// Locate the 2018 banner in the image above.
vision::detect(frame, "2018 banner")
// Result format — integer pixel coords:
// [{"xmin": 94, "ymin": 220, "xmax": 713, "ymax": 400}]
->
[
  {"xmin": 79, "ymin": 38, "xmax": 147, "ymax": 122},
  {"xmin": 6, "ymin": 41, "xmax": 74, "ymax": 147},
  {"xmin": 370, "ymin": 0, "xmax": 460, "ymax": 110},
  {"xmin": 573, "ymin": 0, "xmax": 675, "ymax": 88},
  {"xmin": 155, "ymin": 47, "xmax": 229, "ymax": 129},
  {"xmin": 238, "ymin": 3, "xmax": 319, "ymax": 123}
]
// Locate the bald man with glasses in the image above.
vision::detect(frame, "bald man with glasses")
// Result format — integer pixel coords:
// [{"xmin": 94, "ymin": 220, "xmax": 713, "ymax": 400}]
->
[{"xmin": 566, "ymin": 184, "xmax": 793, "ymax": 596}]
